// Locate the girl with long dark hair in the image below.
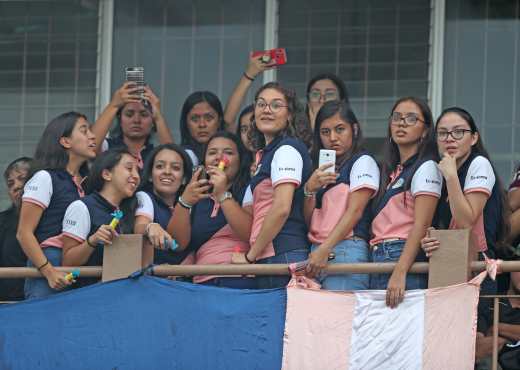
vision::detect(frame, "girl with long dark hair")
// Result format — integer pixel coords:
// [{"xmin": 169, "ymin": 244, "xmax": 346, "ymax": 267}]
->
[
  {"xmin": 62, "ymin": 148, "xmax": 140, "ymax": 287},
  {"xmin": 134, "ymin": 144, "xmax": 193, "ymax": 266},
  {"xmin": 179, "ymin": 91, "xmax": 225, "ymax": 167},
  {"xmin": 232, "ymin": 82, "xmax": 313, "ymax": 289},
  {"xmin": 17, "ymin": 112, "xmax": 97, "ymax": 299},
  {"xmin": 303, "ymin": 100, "xmax": 379, "ymax": 290},
  {"xmin": 421, "ymin": 107, "xmax": 509, "ymax": 259},
  {"xmin": 420, "ymin": 107, "xmax": 511, "ymax": 345},
  {"xmin": 92, "ymin": 83, "xmax": 173, "ymax": 168},
  {"xmin": 369, "ymin": 97, "xmax": 442, "ymax": 307},
  {"xmin": 168, "ymin": 131, "xmax": 254, "ymax": 288}
]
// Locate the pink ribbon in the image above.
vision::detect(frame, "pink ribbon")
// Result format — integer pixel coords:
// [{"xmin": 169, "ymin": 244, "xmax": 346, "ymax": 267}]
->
[
  {"xmin": 483, "ymin": 253, "xmax": 502, "ymax": 281},
  {"xmin": 287, "ymin": 261, "xmax": 321, "ymax": 289}
]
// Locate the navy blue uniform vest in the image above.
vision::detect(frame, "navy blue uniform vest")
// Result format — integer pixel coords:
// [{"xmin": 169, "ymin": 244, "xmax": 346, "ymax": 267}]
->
[
  {"xmin": 249, "ymin": 136, "xmax": 312, "ymax": 255},
  {"xmin": 315, "ymin": 151, "xmax": 375, "ymax": 241},
  {"xmin": 34, "ymin": 170, "xmax": 83, "ymax": 244}
]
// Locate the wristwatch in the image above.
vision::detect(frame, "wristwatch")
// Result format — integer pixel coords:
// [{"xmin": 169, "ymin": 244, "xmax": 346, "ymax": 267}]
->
[{"xmin": 217, "ymin": 191, "xmax": 233, "ymax": 204}]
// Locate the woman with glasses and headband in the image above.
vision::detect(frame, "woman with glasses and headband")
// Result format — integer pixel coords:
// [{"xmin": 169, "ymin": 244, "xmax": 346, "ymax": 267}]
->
[
  {"xmin": 179, "ymin": 91, "xmax": 226, "ymax": 167},
  {"xmin": 306, "ymin": 73, "xmax": 350, "ymax": 131},
  {"xmin": 232, "ymin": 82, "xmax": 313, "ymax": 289},
  {"xmin": 421, "ymin": 107, "xmax": 509, "ymax": 269},
  {"xmin": 369, "ymin": 97, "xmax": 442, "ymax": 308}
]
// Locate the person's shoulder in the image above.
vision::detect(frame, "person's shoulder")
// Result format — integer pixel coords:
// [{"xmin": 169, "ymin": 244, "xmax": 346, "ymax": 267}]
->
[
  {"xmin": 280, "ymin": 137, "xmax": 307, "ymax": 151},
  {"xmin": 470, "ymin": 155, "xmax": 491, "ymax": 166}
]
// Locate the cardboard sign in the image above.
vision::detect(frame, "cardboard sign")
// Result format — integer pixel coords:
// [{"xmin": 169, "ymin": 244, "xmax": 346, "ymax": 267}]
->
[
  {"xmin": 102, "ymin": 234, "xmax": 143, "ymax": 282},
  {"xmin": 428, "ymin": 229, "xmax": 473, "ymax": 288}
]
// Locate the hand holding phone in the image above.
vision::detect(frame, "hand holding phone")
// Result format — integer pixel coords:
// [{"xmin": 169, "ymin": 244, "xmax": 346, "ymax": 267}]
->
[
  {"xmin": 318, "ymin": 150, "xmax": 336, "ymax": 173},
  {"xmin": 251, "ymin": 48, "xmax": 287, "ymax": 66}
]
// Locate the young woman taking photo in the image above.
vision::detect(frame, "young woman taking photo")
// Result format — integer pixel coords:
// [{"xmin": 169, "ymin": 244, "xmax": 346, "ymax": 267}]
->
[
  {"xmin": 92, "ymin": 83, "xmax": 173, "ymax": 169},
  {"xmin": 303, "ymin": 100, "xmax": 379, "ymax": 290},
  {"xmin": 168, "ymin": 131, "xmax": 253, "ymax": 288}
]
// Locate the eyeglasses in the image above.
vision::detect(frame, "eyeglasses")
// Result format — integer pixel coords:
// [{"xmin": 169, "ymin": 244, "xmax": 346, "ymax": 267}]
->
[
  {"xmin": 436, "ymin": 129, "xmax": 472, "ymax": 142},
  {"xmin": 254, "ymin": 99, "xmax": 288, "ymax": 113},
  {"xmin": 390, "ymin": 112, "xmax": 424, "ymax": 126},
  {"xmin": 189, "ymin": 113, "xmax": 216, "ymax": 124},
  {"xmin": 308, "ymin": 89, "xmax": 339, "ymax": 103}
]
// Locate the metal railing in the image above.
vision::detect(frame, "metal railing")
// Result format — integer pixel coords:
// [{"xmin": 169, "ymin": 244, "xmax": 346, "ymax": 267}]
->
[{"xmin": 2, "ymin": 260, "xmax": 520, "ymax": 370}]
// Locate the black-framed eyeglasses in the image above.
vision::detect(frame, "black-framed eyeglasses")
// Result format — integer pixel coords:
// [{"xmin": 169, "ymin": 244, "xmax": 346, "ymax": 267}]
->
[
  {"xmin": 390, "ymin": 112, "xmax": 424, "ymax": 126},
  {"xmin": 254, "ymin": 99, "xmax": 288, "ymax": 113},
  {"xmin": 436, "ymin": 129, "xmax": 472, "ymax": 142}
]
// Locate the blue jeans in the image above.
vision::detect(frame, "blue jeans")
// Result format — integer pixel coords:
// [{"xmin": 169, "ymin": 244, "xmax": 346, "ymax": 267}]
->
[
  {"xmin": 256, "ymin": 248, "xmax": 309, "ymax": 289},
  {"xmin": 25, "ymin": 247, "xmax": 64, "ymax": 300},
  {"xmin": 312, "ymin": 239, "xmax": 370, "ymax": 291},
  {"xmin": 369, "ymin": 240, "xmax": 428, "ymax": 290},
  {"xmin": 200, "ymin": 277, "xmax": 256, "ymax": 289}
]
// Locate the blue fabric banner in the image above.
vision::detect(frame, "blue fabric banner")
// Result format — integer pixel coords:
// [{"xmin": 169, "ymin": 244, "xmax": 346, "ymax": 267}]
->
[{"xmin": 0, "ymin": 276, "xmax": 286, "ymax": 370}]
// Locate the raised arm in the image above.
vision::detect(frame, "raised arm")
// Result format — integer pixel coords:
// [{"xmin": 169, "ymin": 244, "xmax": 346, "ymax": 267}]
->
[
  {"xmin": 223, "ymin": 53, "xmax": 275, "ymax": 131},
  {"xmin": 208, "ymin": 166, "xmax": 253, "ymax": 242},
  {"xmin": 144, "ymin": 86, "xmax": 174, "ymax": 144},
  {"xmin": 91, "ymin": 82, "xmax": 141, "ymax": 153},
  {"xmin": 302, "ymin": 163, "xmax": 337, "ymax": 225},
  {"xmin": 439, "ymin": 154, "xmax": 492, "ymax": 228},
  {"xmin": 167, "ymin": 168, "xmax": 211, "ymax": 249}
]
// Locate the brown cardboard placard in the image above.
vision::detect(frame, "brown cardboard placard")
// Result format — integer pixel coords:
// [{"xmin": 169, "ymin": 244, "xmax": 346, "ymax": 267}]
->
[
  {"xmin": 428, "ymin": 229, "xmax": 473, "ymax": 288},
  {"xmin": 102, "ymin": 234, "xmax": 143, "ymax": 282}
]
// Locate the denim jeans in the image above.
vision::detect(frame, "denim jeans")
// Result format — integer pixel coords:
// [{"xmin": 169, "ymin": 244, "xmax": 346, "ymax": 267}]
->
[
  {"xmin": 256, "ymin": 248, "xmax": 309, "ymax": 289},
  {"xmin": 312, "ymin": 239, "xmax": 369, "ymax": 291},
  {"xmin": 25, "ymin": 247, "xmax": 64, "ymax": 300},
  {"xmin": 200, "ymin": 277, "xmax": 257, "ymax": 289},
  {"xmin": 369, "ymin": 240, "xmax": 427, "ymax": 290}
]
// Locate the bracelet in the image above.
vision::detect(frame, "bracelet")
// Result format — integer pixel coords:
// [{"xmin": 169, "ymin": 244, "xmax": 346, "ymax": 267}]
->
[
  {"xmin": 177, "ymin": 196, "xmax": 193, "ymax": 210},
  {"xmin": 244, "ymin": 253, "xmax": 255, "ymax": 264},
  {"xmin": 86, "ymin": 237, "xmax": 96, "ymax": 249},
  {"xmin": 303, "ymin": 185, "xmax": 316, "ymax": 198},
  {"xmin": 36, "ymin": 259, "xmax": 49, "ymax": 271},
  {"xmin": 145, "ymin": 222, "xmax": 160, "ymax": 237},
  {"xmin": 243, "ymin": 72, "xmax": 255, "ymax": 82}
]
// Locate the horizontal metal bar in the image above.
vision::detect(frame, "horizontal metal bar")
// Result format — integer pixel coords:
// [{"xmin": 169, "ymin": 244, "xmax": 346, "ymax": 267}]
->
[{"xmin": 0, "ymin": 260, "xmax": 519, "ymax": 279}]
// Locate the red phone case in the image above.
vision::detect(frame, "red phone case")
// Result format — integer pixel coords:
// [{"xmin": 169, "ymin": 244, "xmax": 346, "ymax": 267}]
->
[{"xmin": 252, "ymin": 48, "xmax": 287, "ymax": 66}]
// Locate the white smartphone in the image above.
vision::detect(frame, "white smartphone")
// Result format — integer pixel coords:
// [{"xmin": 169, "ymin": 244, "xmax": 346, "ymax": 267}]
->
[{"xmin": 318, "ymin": 149, "xmax": 336, "ymax": 173}]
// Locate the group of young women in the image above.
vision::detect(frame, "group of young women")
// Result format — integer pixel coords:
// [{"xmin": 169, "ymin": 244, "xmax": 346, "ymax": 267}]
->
[{"xmin": 11, "ymin": 53, "xmax": 514, "ymax": 310}]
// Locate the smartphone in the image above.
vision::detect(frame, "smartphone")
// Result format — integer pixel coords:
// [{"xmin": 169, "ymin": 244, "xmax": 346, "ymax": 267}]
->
[
  {"xmin": 251, "ymin": 48, "xmax": 287, "ymax": 66},
  {"xmin": 197, "ymin": 166, "xmax": 209, "ymax": 181},
  {"xmin": 125, "ymin": 67, "xmax": 145, "ymax": 99},
  {"xmin": 194, "ymin": 165, "xmax": 213, "ymax": 193},
  {"xmin": 318, "ymin": 149, "xmax": 336, "ymax": 173}
]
